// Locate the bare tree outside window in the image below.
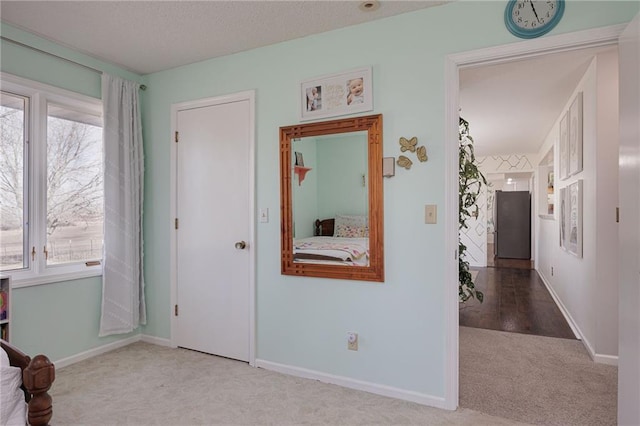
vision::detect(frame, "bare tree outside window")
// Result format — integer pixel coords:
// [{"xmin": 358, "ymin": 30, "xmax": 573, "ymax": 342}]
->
[
  {"xmin": 0, "ymin": 94, "xmax": 26, "ymax": 270},
  {"xmin": 46, "ymin": 105, "xmax": 103, "ymax": 265},
  {"xmin": 0, "ymin": 96, "xmax": 104, "ymax": 271}
]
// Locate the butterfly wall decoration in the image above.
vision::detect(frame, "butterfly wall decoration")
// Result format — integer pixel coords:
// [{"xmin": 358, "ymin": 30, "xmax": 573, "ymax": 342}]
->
[
  {"xmin": 397, "ymin": 137, "xmax": 428, "ymax": 171},
  {"xmin": 399, "ymin": 137, "xmax": 417, "ymax": 153},
  {"xmin": 397, "ymin": 155, "xmax": 413, "ymax": 170},
  {"xmin": 416, "ymin": 145, "xmax": 428, "ymax": 162}
]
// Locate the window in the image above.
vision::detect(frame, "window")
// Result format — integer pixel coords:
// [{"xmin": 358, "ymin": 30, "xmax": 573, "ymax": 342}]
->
[
  {"xmin": 0, "ymin": 74, "xmax": 103, "ymax": 285},
  {"xmin": 0, "ymin": 92, "xmax": 28, "ymax": 271}
]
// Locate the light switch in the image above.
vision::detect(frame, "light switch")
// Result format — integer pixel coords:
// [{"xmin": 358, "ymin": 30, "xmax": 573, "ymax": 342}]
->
[
  {"xmin": 425, "ymin": 205, "xmax": 437, "ymax": 224},
  {"xmin": 260, "ymin": 208, "xmax": 269, "ymax": 223}
]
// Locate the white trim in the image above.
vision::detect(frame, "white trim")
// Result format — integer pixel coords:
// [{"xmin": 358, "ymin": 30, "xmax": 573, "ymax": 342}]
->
[
  {"xmin": 537, "ymin": 270, "xmax": 618, "ymax": 366},
  {"xmin": 444, "ymin": 24, "xmax": 626, "ymax": 411},
  {"xmin": 246, "ymin": 92, "xmax": 257, "ymax": 367},
  {"xmin": 536, "ymin": 270, "xmax": 581, "ymax": 339},
  {"xmin": 54, "ymin": 335, "xmax": 140, "ymax": 369},
  {"xmin": 11, "ymin": 269, "xmax": 102, "ymax": 288},
  {"xmin": 48, "ymin": 334, "xmax": 178, "ymax": 369},
  {"xmin": 255, "ymin": 359, "xmax": 447, "ymax": 409},
  {"xmin": 443, "ymin": 57, "xmax": 459, "ymax": 412},
  {"xmin": 593, "ymin": 353, "xmax": 618, "ymax": 367},
  {"xmin": 140, "ymin": 334, "xmax": 172, "ymax": 347},
  {"xmin": 450, "ymin": 24, "xmax": 627, "ymax": 69},
  {"xmin": 1, "ymin": 72, "xmax": 104, "ymax": 286},
  {"xmin": 169, "ymin": 90, "xmax": 257, "ymax": 365},
  {"xmin": 1, "ymin": 72, "xmax": 101, "ymax": 102}
]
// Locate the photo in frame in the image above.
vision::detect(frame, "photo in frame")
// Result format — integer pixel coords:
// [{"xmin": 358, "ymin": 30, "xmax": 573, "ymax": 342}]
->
[
  {"xmin": 559, "ymin": 186, "xmax": 566, "ymax": 250},
  {"xmin": 568, "ymin": 92, "xmax": 583, "ymax": 176},
  {"xmin": 300, "ymin": 67, "xmax": 373, "ymax": 121},
  {"xmin": 294, "ymin": 151, "xmax": 304, "ymax": 167},
  {"xmin": 565, "ymin": 180, "xmax": 583, "ymax": 258},
  {"xmin": 559, "ymin": 112, "xmax": 569, "ymax": 180}
]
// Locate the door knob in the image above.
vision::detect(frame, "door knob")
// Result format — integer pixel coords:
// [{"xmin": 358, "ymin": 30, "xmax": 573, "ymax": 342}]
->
[{"xmin": 235, "ymin": 241, "xmax": 247, "ymax": 250}]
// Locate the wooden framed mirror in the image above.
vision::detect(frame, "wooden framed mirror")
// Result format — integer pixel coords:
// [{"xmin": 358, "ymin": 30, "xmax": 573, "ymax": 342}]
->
[{"xmin": 280, "ymin": 114, "xmax": 384, "ymax": 282}]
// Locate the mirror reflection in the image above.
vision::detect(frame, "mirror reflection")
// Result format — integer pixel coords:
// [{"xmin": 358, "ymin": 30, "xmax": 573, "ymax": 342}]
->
[
  {"xmin": 292, "ymin": 132, "xmax": 369, "ymax": 266},
  {"xmin": 280, "ymin": 114, "xmax": 384, "ymax": 282}
]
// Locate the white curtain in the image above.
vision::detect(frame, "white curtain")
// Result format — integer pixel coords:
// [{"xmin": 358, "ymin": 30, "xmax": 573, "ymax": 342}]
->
[{"xmin": 99, "ymin": 74, "xmax": 146, "ymax": 336}]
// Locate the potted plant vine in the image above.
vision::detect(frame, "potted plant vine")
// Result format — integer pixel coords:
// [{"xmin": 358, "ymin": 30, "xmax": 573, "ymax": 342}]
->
[{"xmin": 459, "ymin": 117, "xmax": 486, "ymax": 303}]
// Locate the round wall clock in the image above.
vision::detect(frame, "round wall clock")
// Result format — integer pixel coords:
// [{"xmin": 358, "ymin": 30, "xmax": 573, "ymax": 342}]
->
[{"xmin": 505, "ymin": 0, "xmax": 565, "ymax": 39}]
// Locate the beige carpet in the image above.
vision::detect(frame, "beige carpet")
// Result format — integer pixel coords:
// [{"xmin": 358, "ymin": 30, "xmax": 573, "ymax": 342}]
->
[
  {"xmin": 459, "ymin": 326, "xmax": 617, "ymax": 426},
  {"xmin": 50, "ymin": 342, "xmax": 526, "ymax": 425}
]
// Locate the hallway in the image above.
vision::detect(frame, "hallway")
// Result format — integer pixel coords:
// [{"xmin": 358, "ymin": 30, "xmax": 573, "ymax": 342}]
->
[{"xmin": 459, "ymin": 266, "xmax": 576, "ymax": 339}]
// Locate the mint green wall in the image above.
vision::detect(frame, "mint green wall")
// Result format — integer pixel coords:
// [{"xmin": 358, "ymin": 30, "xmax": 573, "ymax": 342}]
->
[
  {"xmin": 141, "ymin": 1, "xmax": 637, "ymax": 397},
  {"xmin": 1, "ymin": 0, "xmax": 636, "ymax": 397},
  {"xmin": 316, "ymin": 134, "xmax": 368, "ymax": 220},
  {"xmin": 292, "ymin": 138, "xmax": 318, "ymax": 238},
  {"xmin": 0, "ymin": 23, "xmax": 142, "ymax": 98},
  {"xmin": 1, "ymin": 23, "xmax": 143, "ymax": 361},
  {"xmin": 10, "ymin": 278, "xmax": 137, "ymax": 361}
]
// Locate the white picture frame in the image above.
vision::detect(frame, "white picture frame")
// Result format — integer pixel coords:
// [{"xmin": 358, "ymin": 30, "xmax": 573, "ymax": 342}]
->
[
  {"xmin": 300, "ymin": 67, "xmax": 373, "ymax": 121},
  {"xmin": 568, "ymin": 92, "xmax": 583, "ymax": 176},
  {"xmin": 565, "ymin": 180, "xmax": 583, "ymax": 258},
  {"xmin": 559, "ymin": 186, "xmax": 566, "ymax": 250},
  {"xmin": 559, "ymin": 112, "xmax": 569, "ymax": 180}
]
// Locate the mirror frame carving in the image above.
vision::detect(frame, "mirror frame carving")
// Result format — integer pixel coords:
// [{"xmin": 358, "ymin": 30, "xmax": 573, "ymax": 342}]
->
[{"xmin": 280, "ymin": 114, "xmax": 384, "ymax": 282}]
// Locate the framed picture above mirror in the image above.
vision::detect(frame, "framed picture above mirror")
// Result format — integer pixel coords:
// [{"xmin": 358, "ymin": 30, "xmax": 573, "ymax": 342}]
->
[{"xmin": 300, "ymin": 67, "xmax": 373, "ymax": 121}]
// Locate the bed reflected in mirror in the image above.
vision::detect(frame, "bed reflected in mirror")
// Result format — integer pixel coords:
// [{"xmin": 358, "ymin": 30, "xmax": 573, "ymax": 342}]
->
[
  {"xmin": 292, "ymin": 132, "xmax": 369, "ymax": 267},
  {"xmin": 280, "ymin": 114, "xmax": 383, "ymax": 282}
]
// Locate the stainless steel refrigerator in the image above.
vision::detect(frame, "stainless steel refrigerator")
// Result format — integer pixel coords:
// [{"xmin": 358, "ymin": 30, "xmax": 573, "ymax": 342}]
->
[{"xmin": 494, "ymin": 190, "xmax": 531, "ymax": 259}]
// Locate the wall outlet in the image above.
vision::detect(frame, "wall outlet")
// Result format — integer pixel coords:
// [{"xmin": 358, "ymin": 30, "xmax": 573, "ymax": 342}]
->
[{"xmin": 347, "ymin": 332, "xmax": 358, "ymax": 351}]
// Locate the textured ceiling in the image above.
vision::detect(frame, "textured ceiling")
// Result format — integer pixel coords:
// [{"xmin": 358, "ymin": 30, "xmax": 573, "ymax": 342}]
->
[
  {"xmin": 2, "ymin": 2, "xmax": 615, "ymax": 159},
  {"xmin": 1, "ymin": 1, "xmax": 449, "ymax": 74},
  {"xmin": 460, "ymin": 45, "xmax": 616, "ymax": 157}
]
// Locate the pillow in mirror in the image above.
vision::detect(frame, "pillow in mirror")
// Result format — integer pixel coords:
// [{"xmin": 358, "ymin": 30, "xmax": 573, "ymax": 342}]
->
[{"xmin": 335, "ymin": 214, "xmax": 367, "ymax": 238}]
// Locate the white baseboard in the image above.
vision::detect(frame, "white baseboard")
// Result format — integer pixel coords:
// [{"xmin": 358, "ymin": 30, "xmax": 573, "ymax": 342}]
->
[
  {"xmin": 54, "ymin": 334, "xmax": 174, "ymax": 369},
  {"xmin": 255, "ymin": 359, "xmax": 448, "ymax": 410},
  {"xmin": 537, "ymin": 270, "xmax": 618, "ymax": 366},
  {"xmin": 141, "ymin": 334, "xmax": 172, "ymax": 347},
  {"xmin": 593, "ymin": 353, "xmax": 618, "ymax": 366},
  {"xmin": 54, "ymin": 335, "xmax": 141, "ymax": 369},
  {"xmin": 537, "ymin": 270, "xmax": 582, "ymax": 339}
]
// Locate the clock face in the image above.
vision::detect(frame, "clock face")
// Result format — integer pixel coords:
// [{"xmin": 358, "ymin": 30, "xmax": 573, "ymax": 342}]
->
[{"xmin": 505, "ymin": 0, "xmax": 565, "ymax": 39}]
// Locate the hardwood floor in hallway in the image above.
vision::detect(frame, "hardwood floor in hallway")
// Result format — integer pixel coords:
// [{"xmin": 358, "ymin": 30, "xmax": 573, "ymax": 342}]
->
[{"xmin": 459, "ymin": 267, "xmax": 576, "ymax": 339}]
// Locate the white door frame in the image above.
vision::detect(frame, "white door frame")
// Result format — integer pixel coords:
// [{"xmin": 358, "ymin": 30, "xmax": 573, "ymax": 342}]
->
[
  {"xmin": 169, "ymin": 90, "xmax": 256, "ymax": 366},
  {"xmin": 443, "ymin": 25, "xmax": 627, "ymax": 410}
]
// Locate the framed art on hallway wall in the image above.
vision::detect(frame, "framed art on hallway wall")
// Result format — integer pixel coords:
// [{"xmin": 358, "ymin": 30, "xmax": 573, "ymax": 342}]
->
[
  {"xmin": 300, "ymin": 67, "xmax": 373, "ymax": 121},
  {"xmin": 559, "ymin": 112, "xmax": 569, "ymax": 180},
  {"xmin": 568, "ymin": 92, "xmax": 583, "ymax": 176},
  {"xmin": 564, "ymin": 180, "xmax": 583, "ymax": 258}
]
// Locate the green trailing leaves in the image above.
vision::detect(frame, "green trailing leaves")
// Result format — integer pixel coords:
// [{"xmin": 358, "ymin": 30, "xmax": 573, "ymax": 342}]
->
[{"xmin": 459, "ymin": 117, "xmax": 486, "ymax": 303}]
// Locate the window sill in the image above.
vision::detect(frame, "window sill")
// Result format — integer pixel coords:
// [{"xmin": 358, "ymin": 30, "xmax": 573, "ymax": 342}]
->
[{"xmin": 10, "ymin": 268, "xmax": 102, "ymax": 289}]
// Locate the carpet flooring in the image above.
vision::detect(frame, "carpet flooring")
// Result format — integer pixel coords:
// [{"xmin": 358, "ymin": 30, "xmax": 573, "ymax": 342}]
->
[
  {"xmin": 50, "ymin": 329, "xmax": 616, "ymax": 425},
  {"xmin": 51, "ymin": 342, "xmax": 525, "ymax": 425},
  {"xmin": 459, "ymin": 326, "xmax": 617, "ymax": 426}
]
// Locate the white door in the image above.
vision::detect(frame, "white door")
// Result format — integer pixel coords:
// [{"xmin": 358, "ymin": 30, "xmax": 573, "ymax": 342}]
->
[
  {"xmin": 618, "ymin": 12, "xmax": 640, "ymax": 426},
  {"xmin": 175, "ymin": 95, "xmax": 252, "ymax": 362}
]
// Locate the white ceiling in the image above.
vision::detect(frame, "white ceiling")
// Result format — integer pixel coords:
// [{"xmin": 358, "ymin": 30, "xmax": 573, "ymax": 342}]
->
[
  {"xmin": 1, "ymin": 2, "xmax": 616, "ymax": 158},
  {"xmin": 460, "ymin": 45, "xmax": 616, "ymax": 157},
  {"xmin": 0, "ymin": 0, "xmax": 448, "ymax": 75}
]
